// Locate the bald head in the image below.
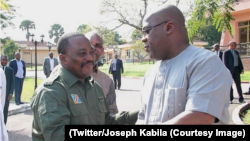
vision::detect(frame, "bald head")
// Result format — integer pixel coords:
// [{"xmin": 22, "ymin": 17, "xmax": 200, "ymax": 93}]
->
[
  {"xmin": 213, "ymin": 43, "xmax": 220, "ymax": 51},
  {"xmin": 229, "ymin": 41, "xmax": 237, "ymax": 50},
  {"xmin": 145, "ymin": 4, "xmax": 185, "ymax": 27},
  {"xmin": 142, "ymin": 4, "xmax": 189, "ymax": 60},
  {"xmin": 88, "ymin": 32, "xmax": 104, "ymax": 64},
  {"xmin": 229, "ymin": 41, "xmax": 237, "ymax": 45},
  {"xmin": 15, "ymin": 52, "xmax": 21, "ymax": 61},
  {"xmin": 49, "ymin": 52, "xmax": 54, "ymax": 58},
  {"xmin": 90, "ymin": 33, "xmax": 103, "ymax": 44}
]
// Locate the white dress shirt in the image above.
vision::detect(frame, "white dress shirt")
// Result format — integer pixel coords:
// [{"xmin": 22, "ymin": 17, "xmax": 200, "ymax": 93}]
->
[
  {"xmin": 16, "ymin": 60, "xmax": 24, "ymax": 78},
  {"xmin": 50, "ymin": 58, "xmax": 55, "ymax": 71}
]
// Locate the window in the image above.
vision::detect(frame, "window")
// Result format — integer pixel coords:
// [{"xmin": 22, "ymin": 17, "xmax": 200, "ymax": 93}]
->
[
  {"xmin": 239, "ymin": 20, "xmax": 250, "ymax": 43},
  {"xmin": 126, "ymin": 50, "xmax": 131, "ymax": 58},
  {"xmin": 238, "ymin": 21, "xmax": 249, "ymax": 26}
]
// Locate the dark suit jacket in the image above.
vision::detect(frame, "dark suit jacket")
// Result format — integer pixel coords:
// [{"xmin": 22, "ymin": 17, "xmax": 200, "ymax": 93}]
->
[
  {"xmin": 218, "ymin": 50, "xmax": 223, "ymax": 60},
  {"xmin": 109, "ymin": 59, "xmax": 124, "ymax": 76},
  {"xmin": 213, "ymin": 50, "xmax": 223, "ymax": 60},
  {"xmin": 223, "ymin": 49, "xmax": 244, "ymax": 75},
  {"xmin": 3, "ymin": 66, "xmax": 14, "ymax": 98},
  {"xmin": 9, "ymin": 59, "xmax": 26, "ymax": 78}
]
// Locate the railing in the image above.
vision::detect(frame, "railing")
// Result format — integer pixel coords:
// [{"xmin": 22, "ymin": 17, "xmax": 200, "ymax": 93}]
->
[{"xmin": 205, "ymin": 42, "xmax": 250, "ymax": 57}]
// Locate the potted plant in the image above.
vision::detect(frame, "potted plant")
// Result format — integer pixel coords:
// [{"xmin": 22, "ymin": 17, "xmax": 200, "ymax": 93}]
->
[{"xmin": 232, "ymin": 102, "xmax": 250, "ymax": 125}]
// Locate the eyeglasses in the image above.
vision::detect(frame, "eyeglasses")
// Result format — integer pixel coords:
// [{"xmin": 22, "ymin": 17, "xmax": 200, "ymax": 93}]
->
[
  {"xmin": 142, "ymin": 21, "xmax": 169, "ymax": 36},
  {"xmin": 92, "ymin": 43, "xmax": 103, "ymax": 49}
]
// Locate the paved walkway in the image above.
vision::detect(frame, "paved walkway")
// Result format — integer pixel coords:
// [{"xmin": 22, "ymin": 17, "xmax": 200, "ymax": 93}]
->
[{"xmin": 7, "ymin": 71, "xmax": 250, "ymax": 124}]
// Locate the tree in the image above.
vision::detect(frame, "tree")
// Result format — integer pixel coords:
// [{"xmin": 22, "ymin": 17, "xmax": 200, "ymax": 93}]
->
[
  {"xmin": 100, "ymin": 0, "xmax": 240, "ymax": 44},
  {"xmin": 19, "ymin": 20, "xmax": 36, "ymax": 41},
  {"xmin": 48, "ymin": 24, "xmax": 64, "ymax": 44},
  {"xmin": 93, "ymin": 26, "xmax": 126, "ymax": 46},
  {"xmin": 131, "ymin": 40, "xmax": 148, "ymax": 63},
  {"xmin": 1, "ymin": 0, "xmax": 10, "ymax": 11},
  {"xmin": 2, "ymin": 38, "xmax": 18, "ymax": 60},
  {"xmin": 100, "ymin": 0, "xmax": 180, "ymax": 31},
  {"xmin": 0, "ymin": 0, "xmax": 16, "ymax": 30},
  {"xmin": 77, "ymin": 24, "xmax": 92, "ymax": 34},
  {"xmin": 196, "ymin": 25, "xmax": 222, "ymax": 48},
  {"xmin": 187, "ymin": 0, "xmax": 242, "ymax": 43},
  {"xmin": 0, "ymin": 38, "xmax": 6, "ymax": 46},
  {"xmin": 131, "ymin": 29, "xmax": 142, "ymax": 41}
]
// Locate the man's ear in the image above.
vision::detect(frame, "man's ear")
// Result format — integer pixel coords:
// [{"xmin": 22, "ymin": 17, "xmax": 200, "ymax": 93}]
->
[
  {"xmin": 59, "ymin": 54, "xmax": 66, "ymax": 65},
  {"xmin": 165, "ymin": 21, "xmax": 174, "ymax": 34},
  {"xmin": 101, "ymin": 47, "xmax": 104, "ymax": 52}
]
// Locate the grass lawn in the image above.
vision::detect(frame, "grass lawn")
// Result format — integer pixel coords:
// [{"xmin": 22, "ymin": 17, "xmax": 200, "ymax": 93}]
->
[
  {"xmin": 242, "ymin": 109, "xmax": 250, "ymax": 124},
  {"xmin": 100, "ymin": 62, "xmax": 250, "ymax": 82},
  {"xmin": 26, "ymin": 65, "xmax": 43, "ymax": 71},
  {"xmin": 17, "ymin": 62, "xmax": 249, "ymax": 102},
  {"xmin": 10, "ymin": 77, "xmax": 44, "ymax": 102},
  {"xmin": 241, "ymin": 71, "xmax": 250, "ymax": 82},
  {"xmin": 32, "ymin": 63, "xmax": 250, "ymax": 81},
  {"xmin": 99, "ymin": 62, "xmax": 155, "ymax": 77}
]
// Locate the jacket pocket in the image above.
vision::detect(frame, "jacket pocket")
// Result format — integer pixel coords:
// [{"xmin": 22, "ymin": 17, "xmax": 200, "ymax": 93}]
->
[
  {"xmin": 38, "ymin": 103, "xmax": 61, "ymax": 128},
  {"xmin": 97, "ymin": 96, "xmax": 108, "ymax": 113}
]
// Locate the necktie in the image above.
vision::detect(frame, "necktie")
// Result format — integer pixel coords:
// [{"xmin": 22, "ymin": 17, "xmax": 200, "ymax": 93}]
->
[{"xmin": 232, "ymin": 50, "xmax": 236, "ymax": 66}]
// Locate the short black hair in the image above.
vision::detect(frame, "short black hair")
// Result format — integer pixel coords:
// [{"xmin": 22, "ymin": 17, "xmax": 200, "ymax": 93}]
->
[
  {"xmin": 57, "ymin": 32, "xmax": 86, "ymax": 54},
  {"xmin": 213, "ymin": 43, "xmax": 219, "ymax": 47},
  {"xmin": 0, "ymin": 54, "xmax": 8, "ymax": 60}
]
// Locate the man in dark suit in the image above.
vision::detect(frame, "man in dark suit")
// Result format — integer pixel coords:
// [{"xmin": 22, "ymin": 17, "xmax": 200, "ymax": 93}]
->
[
  {"xmin": 213, "ymin": 43, "xmax": 223, "ymax": 60},
  {"xmin": 223, "ymin": 41, "xmax": 245, "ymax": 104},
  {"xmin": 9, "ymin": 52, "xmax": 26, "ymax": 105},
  {"xmin": 1, "ymin": 55, "xmax": 14, "ymax": 125},
  {"xmin": 43, "ymin": 52, "xmax": 59, "ymax": 78},
  {"xmin": 109, "ymin": 54, "xmax": 124, "ymax": 90}
]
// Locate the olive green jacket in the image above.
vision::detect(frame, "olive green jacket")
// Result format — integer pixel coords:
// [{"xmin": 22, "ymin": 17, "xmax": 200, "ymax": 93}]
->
[{"xmin": 30, "ymin": 65, "xmax": 138, "ymax": 141}]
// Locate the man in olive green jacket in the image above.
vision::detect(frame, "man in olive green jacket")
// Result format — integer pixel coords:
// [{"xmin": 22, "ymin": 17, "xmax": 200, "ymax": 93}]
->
[{"xmin": 30, "ymin": 32, "xmax": 138, "ymax": 141}]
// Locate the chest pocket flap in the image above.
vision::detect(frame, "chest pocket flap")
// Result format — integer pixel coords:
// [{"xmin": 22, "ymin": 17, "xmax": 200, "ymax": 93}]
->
[{"xmin": 97, "ymin": 96, "xmax": 108, "ymax": 113}]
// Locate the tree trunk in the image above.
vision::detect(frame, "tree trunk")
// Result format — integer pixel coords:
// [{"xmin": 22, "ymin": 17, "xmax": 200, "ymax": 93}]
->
[{"xmin": 26, "ymin": 29, "xmax": 30, "ymax": 41}]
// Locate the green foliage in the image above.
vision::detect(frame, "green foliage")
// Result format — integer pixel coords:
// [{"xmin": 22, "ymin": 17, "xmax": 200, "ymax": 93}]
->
[
  {"xmin": 93, "ymin": 26, "xmax": 125, "ymax": 46},
  {"xmin": 77, "ymin": 24, "xmax": 92, "ymax": 34},
  {"xmin": 196, "ymin": 25, "xmax": 222, "ymax": 47},
  {"xmin": 0, "ymin": 37, "xmax": 8, "ymax": 45},
  {"xmin": 99, "ymin": 62, "xmax": 154, "ymax": 77},
  {"xmin": 2, "ymin": 39, "xmax": 18, "ymax": 60},
  {"xmin": 0, "ymin": 0, "xmax": 16, "ymax": 29},
  {"xmin": 1, "ymin": 0, "xmax": 10, "ymax": 11},
  {"xmin": 131, "ymin": 40, "xmax": 148, "ymax": 62},
  {"xmin": 131, "ymin": 29, "xmax": 142, "ymax": 41},
  {"xmin": 48, "ymin": 24, "xmax": 65, "ymax": 44},
  {"xmin": 114, "ymin": 32, "xmax": 126, "ymax": 45},
  {"xmin": 242, "ymin": 109, "xmax": 250, "ymax": 124},
  {"xmin": 187, "ymin": 0, "xmax": 241, "ymax": 43},
  {"xmin": 19, "ymin": 20, "xmax": 36, "ymax": 41},
  {"xmin": 11, "ymin": 78, "xmax": 44, "ymax": 102}
]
